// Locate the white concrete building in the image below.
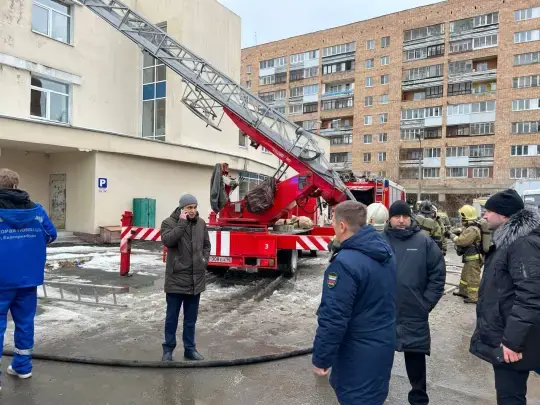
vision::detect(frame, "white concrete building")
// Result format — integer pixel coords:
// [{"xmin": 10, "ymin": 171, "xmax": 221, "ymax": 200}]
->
[{"xmin": 0, "ymin": 0, "xmax": 330, "ymax": 236}]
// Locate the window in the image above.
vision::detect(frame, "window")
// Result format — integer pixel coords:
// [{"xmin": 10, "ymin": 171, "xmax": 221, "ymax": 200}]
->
[
  {"xmin": 288, "ymin": 104, "xmax": 303, "ymax": 115},
  {"xmin": 378, "ymin": 152, "xmax": 387, "ymax": 162},
  {"xmin": 331, "ymin": 134, "xmax": 353, "ymax": 145},
  {"xmin": 363, "ymin": 153, "xmax": 372, "ymax": 163},
  {"xmin": 469, "ymin": 144, "xmax": 494, "ymax": 158},
  {"xmin": 511, "ymin": 145, "xmax": 529, "ymax": 156},
  {"xmin": 447, "ymin": 103, "xmax": 472, "ymax": 116},
  {"xmin": 321, "ymin": 97, "xmax": 353, "ymax": 111},
  {"xmin": 425, "ymin": 85, "xmax": 443, "ymax": 99},
  {"xmin": 366, "ymin": 77, "xmax": 374, "ymax": 87},
  {"xmin": 450, "ymin": 39, "xmax": 473, "ymax": 54},
  {"xmin": 322, "ymin": 61, "xmax": 355, "ymax": 75},
  {"xmin": 425, "ymin": 148, "xmax": 441, "ymax": 158},
  {"xmin": 303, "ymin": 103, "xmax": 318, "ymax": 114},
  {"xmin": 425, "ymin": 128, "xmax": 442, "ymax": 139},
  {"xmin": 423, "ymin": 168, "xmax": 440, "ymax": 178},
  {"xmin": 381, "ymin": 75, "xmax": 389, "ymax": 85},
  {"xmin": 515, "ymin": 7, "xmax": 540, "ymax": 22},
  {"xmin": 274, "ymin": 106, "xmax": 286, "ymax": 114},
  {"xmin": 330, "ymin": 152, "xmax": 351, "ymax": 163},
  {"xmin": 427, "ymin": 44, "xmax": 445, "ymax": 58},
  {"xmin": 364, "ymin": 96, "xmax": 373, "ymax": 107},
  {"xmin": 378, "ymin": 133, "xmax": 388, "ymax": 143},
  {"xmin": 303, "ymin": 84, "xmax": 319, "ymax": 96},
  {"xmin": 510, "ymin": 168, "xmax": 539, "ymax": 179},
  {"xmin": 381, "ymin": 36, "xmax": 390, "ymax": 48},
  {"xmin": 404, "ymin": 64, "xmax": 443, "ymax": 81},
  {"xmin": 404, "ymin": 48, "xmax": 427, "ymax": 62},
  {"xmin": 446, "ymin": 146, "xmax": 468, "ymax": 157},
  {"xmin": 448, "ymin": 82, "xmax": 472, "ymax": 96},
  {"xmin": 447, "ymin": 168, "xmax": 468, "ymax": 178},
  {"xmin": 30, "ymin": 76, "xmax": 69, "ymax": 123},
  {"xmin": 474, "ymin": 34, "xmax": 498, "ymax": 49},
  {"xmin": 380, "ymin": 94, "xmax": 389, "ymax": 104},
  {"xmin": 379, "ymin": 113, "xmax": 388, "ymax": 124},
  {"xmin": 365, "ymin": 59, "xmax": 375, "ymax": 69},
  {"xmin": 401, "ymin": 108, "xmax": 425, "ymax": 120},
  {"xmin": 142, "ymin": 52, "xmax": 167, "ymax": 141},
  {"xmin": 472, "ymin": 101, "xmax": 496, "ymax": 113},
  {"xmin": 366, "ymin": 40, "xmax": 375, "ymax": 50},
  {"xmin": 473, "ymin": 12, "xmax": 499, "ymax": 27},
  {"xmin": 290, "ymin": 69, "xmax": 304, "ymax": 82},
  {"xmin": 514, "ymin": 30, "xmax": 540, "ymax": 44},
  {"xmin": 364, "ymin": 116, "xmax": 373, "ymax": 126},
  {"xmin": 476, "ymin": 62, "xmax": 488, "ymax": 72},
  {"xmin": 401, "ymin": 128, "xmax": 424, "ymax": 140},
  {"xmin": 471, "ymin": 122, "xmax": 495, "ymax": 135},
  {"xmin": 514, "ymin": 52, "xmax": 540, "ymax": 66},
  {"xmin": 512, "ymin": 121, "xmax": 540, "ymax": 134},
  {"xmin": 473, "ymin": 168, "xmax": 490, "ymax": 178},
  {"xmin": 238, "ymin": 132, "xmax": 247, "ymax": 148},
  {"xmin": 322, "ymin": 42, "xmax": 355, "ymax": 57},
  {"xmin": 426, "ymin": 106, "xmax": 442, "ymax": 117},
  {"xmin": 403, "ymin": 24, "xmax": 444, "ymax": 42},
  {"xmin": 247, "ymin": 65, "xmax": 252, "ymax": 74},
  {"xmin": 246, "ymin": 80, "xmax": 251, "ymax": 89},
  {"xmin": 32, "ymin": 0, "xmax": 72, "ymax": 44},
  {"xmin": 381, "ymin": 56, "xmax": 390, "ymax": 66},
  {"xmin": 259, "ymin": 75, "xmax": 275, "ymax": 86},
  {"xmin": 301, "ymin": 120, "xmax": 317, "ymax": 130},
  {"xmin": 513, "ymin": 98, "xmax": 540, "ymax": 111},
  {"xmin": 363, "ymin": 134, "xmax": 373, "ymax": 144},
  {"xmin": 238, "ymin": 171, "xmax": 268, "ymax": 199},
  {"xmin": 513, "ymin": 75, "xmax": 540, "ymax": 89}
]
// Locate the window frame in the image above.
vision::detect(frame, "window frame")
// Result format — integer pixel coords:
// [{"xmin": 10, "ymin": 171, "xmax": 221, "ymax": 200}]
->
[
  {"xmin": 30, "ymin": 75, "xmax": 70, "ymax": 124},
  {"xmin": 32, "ymin": 0, "xmax": 72, "ymax": 44}
]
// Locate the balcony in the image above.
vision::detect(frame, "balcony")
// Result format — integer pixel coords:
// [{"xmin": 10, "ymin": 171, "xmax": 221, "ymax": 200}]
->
[
  {"xmin": 402, "ymin": 85, "xmax": 443, "ymax": 101},
  {"xmin": 320, "ymin": 125, "xmax": 353, "ymax": 137},
  {"xmin": 330, "ymin": 161, "xmax": 352, "ymax": 170},
  {"xmin": 447, "ymin": 122, "xmax": 495, "ymax": 138},
  {"xmin": 402, "ymin": 65, "xmax": 444, "ymax": 91},
  {"xmin": 321, "ymin": 97, "xmax": 354, "ymax": 114},
  {"xmin": 403, "ymin": 23, "xmax": 445, "ymax": 49},
  {"xmin": 322, "ymin": 42, "xmax": 356, "ymax": 64},
  {"xmin": 321, "ymin": 88, "xmax": 354, "ymax": 100},
  {"xmin": 449, "ymin": 13, "xmax": 499, "ymax": 41},
  {"xmin": 448, "ymin": 58, "xmax": 498, "ymax": 86}
]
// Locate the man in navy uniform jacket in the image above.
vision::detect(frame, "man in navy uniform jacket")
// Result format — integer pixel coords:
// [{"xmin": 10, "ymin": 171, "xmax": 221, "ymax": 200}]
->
[
  {"xmin": 312, "ymin": 200, "xmax": 397, "ymax": 405},
  {"xmin": 0, "ymin": 168, "xmax": 56, "ymax": 390}
]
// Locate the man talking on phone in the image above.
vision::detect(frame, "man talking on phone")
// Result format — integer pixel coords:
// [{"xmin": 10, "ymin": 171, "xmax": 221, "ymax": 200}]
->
[{"xmin": 160, "ymin": 193, "xmax": 211, "ymax": 361}]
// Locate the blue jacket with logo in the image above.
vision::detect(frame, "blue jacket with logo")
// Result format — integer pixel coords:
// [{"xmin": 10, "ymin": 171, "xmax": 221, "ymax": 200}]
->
[
  {"xmin": 313, "ymin": 225, "xmax": 397, "ymax": 405},
  {"xmin": 0, "ymin": 189, "xmax": 57, "ymax": 290}
]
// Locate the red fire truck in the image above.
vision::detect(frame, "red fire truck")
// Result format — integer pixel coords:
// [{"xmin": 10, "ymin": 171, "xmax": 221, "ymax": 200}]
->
[{"xmin": 94, "ymin": 0, "xmax": 405, "ymax": 277}]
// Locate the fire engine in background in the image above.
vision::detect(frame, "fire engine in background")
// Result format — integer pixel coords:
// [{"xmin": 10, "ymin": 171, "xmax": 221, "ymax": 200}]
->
[{"xmin": 93, "ymin": 0, "xmax": 405, "ymax": 277}]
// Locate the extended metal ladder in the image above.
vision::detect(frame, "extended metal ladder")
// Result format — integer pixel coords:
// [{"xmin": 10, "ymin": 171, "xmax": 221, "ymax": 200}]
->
[
  {"xmin": 375, "ymin": 179, "xmax": 385, "ymax": 203},
  {"xmin": 80, "ymin": 0, "xmax": 353, "ymax": 201}
]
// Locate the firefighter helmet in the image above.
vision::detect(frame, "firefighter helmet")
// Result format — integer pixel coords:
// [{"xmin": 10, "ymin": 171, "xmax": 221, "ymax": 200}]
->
[
  {"xmin": 459, "ymin": 205, "xmax": 478, "ymax": 222},
  {"xmin": 367, "ymin": 203, "xmax": 389, "ymax": 231},
  {"xmin": 419, "ymin": 200, "xmax": 435, "ymax": 215}
]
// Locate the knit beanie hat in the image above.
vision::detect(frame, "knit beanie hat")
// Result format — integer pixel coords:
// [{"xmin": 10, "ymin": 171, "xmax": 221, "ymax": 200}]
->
[
  {"xmin": 179, "ymin": 193, "xmax": 198, "ymax": 208},
  {"xmin": 389, "ymin": 200, "xmax": 412, "ymax": 218},
  {"xmin": 485, "ymin": 189, "xmax": 524, "ymax": 218}
]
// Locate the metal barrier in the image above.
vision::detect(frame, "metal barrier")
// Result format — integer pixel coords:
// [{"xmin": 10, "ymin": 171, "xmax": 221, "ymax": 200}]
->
[{"xmin": 40, "ymin": 282, "xmax": 128, "ymax": 308}]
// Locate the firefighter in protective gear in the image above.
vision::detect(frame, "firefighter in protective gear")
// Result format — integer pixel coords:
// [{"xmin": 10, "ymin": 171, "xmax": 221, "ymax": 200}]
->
[
  {"xmin": 446, "ymin": 205, "xmax": 483, "ymax": 304},
  {"xmin": 414, "ymin": 201, "xmax": 445, "ymax": 253},
  {"xmin": 366, "ymin": 203, "xmax": 389, "ymax": 232}
]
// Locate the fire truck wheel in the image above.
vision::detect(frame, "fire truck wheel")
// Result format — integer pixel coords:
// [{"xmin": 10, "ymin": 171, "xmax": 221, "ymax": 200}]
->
[{"xmin": 277, "ymin": 249, "xmax": 298, "ymax": 278}]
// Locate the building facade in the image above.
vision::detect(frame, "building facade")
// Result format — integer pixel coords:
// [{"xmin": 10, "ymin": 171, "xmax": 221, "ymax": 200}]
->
[
  {"xmin": 241, "ymin": 0, "xmax": 540, "ymax": 210},
  {"xmin": 0, "ymin": 0, "xmax": 329, "ymax": 235}
]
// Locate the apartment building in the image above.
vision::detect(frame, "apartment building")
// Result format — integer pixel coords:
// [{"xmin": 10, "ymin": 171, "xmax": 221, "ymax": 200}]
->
[
  {"xmin": 241, "ymin": 0, "xmax": 540, "ymax": 209},
  {"xmin": 0, "ymin": 0, "xmax": 329, "ymax": 236}
]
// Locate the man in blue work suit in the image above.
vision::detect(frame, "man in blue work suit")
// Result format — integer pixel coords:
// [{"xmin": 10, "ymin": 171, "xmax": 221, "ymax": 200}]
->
[
  {"xmin": 312, "ymin": 200, "xmax": 397, "ymax": 405},
  {"xmin": 0, "ymin": 168, "xmax": 56, "ymax": 391}
]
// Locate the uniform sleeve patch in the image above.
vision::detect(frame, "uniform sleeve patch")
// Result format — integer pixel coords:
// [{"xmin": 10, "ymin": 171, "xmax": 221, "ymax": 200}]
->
[{"xmin": 327, "ymin": 272, "xmax": 338, "ymax": 288}]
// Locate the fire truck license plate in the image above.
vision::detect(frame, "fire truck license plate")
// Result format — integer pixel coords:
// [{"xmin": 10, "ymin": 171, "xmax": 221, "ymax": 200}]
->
[{"xmin": 210, "ymin": 256, "xmax": 232, "ymax": 263}]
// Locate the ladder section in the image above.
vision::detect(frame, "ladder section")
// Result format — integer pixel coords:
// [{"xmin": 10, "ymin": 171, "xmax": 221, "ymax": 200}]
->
[
  {"xmin": 375, "ymin": 179, "xmax": 385, "ymax": 203},
  {"xmin": 80, "ymin": 0, "xmax": 353, "ymax": 202}
]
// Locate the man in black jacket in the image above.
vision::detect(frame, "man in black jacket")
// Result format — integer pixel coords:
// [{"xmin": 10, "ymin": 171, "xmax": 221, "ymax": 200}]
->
[
  {"xmin": 160, "ymin": 193, "xmax": 211, "ymax": 362},
  {"xmin": 383, "ymin": 200, "xmax": 446, "ymax": 405},
  {"xmin": 469, "ymin": 189, "xmax": 540, "ymax": 405}
]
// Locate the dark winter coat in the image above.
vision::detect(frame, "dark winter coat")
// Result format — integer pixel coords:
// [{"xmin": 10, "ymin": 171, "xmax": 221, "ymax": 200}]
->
[
  {"xmin": 470, "ymin": 207, "xmax": 540, "ymax": 371},
  {"xmin": 161, "ymin": 208, "xmax": 211, "ymax": 295},
  {"xmin": 313, "ymin": 225, "xmax": 396, "ymax": 405},
  {"xmin": 383, "ymin": 222, "xmax": 446, "ymax": 354}
]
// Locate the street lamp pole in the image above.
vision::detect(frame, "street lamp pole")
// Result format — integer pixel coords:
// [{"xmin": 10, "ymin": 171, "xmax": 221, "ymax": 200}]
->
[{"xmin": 417, "ymin": 135, "xmax": 423, "ymax": 204}]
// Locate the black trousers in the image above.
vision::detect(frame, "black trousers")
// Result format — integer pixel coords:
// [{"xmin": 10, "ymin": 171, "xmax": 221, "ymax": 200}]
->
[
  {"xmin": 163, "ymin": 293, "xmax": 201, "ymax": 354},
  {"xmin": 493, "ymin": 365, "xmax": 530, "ymax": 405},
  {"xmin": 404, "ymin": 352, "xmax": 428, "ymax": 405}
]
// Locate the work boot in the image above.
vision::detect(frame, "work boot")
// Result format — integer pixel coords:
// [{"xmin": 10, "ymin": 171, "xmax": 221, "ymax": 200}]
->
[
  {"xmin": 464, "ymin": 298, "xmax": 478, "ymax": 304},
  {"xmin": 161, "ymin": 351, "xmax": 173, "ymax": 362},
  {"xmin": 453, "ymin": 291, "xmax": 467, "ymax": 298},
  {"xmin": 184, "ymin": 350, "xmax": 204, "ymax": 361},
  {"xmin": 7, "ymin": 365, "xmax": 32, "ymax": 379}
]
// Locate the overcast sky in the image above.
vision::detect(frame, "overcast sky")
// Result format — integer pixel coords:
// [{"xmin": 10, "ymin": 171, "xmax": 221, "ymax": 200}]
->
[{"xmin": 218, "ymin": 0, "xmax": 444, "ymax": 48}]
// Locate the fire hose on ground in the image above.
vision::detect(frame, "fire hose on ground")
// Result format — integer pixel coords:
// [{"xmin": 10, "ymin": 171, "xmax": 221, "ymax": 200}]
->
[{"xmin": 2, "ymin": 347, "xmax": 314, "ymax": 369}]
